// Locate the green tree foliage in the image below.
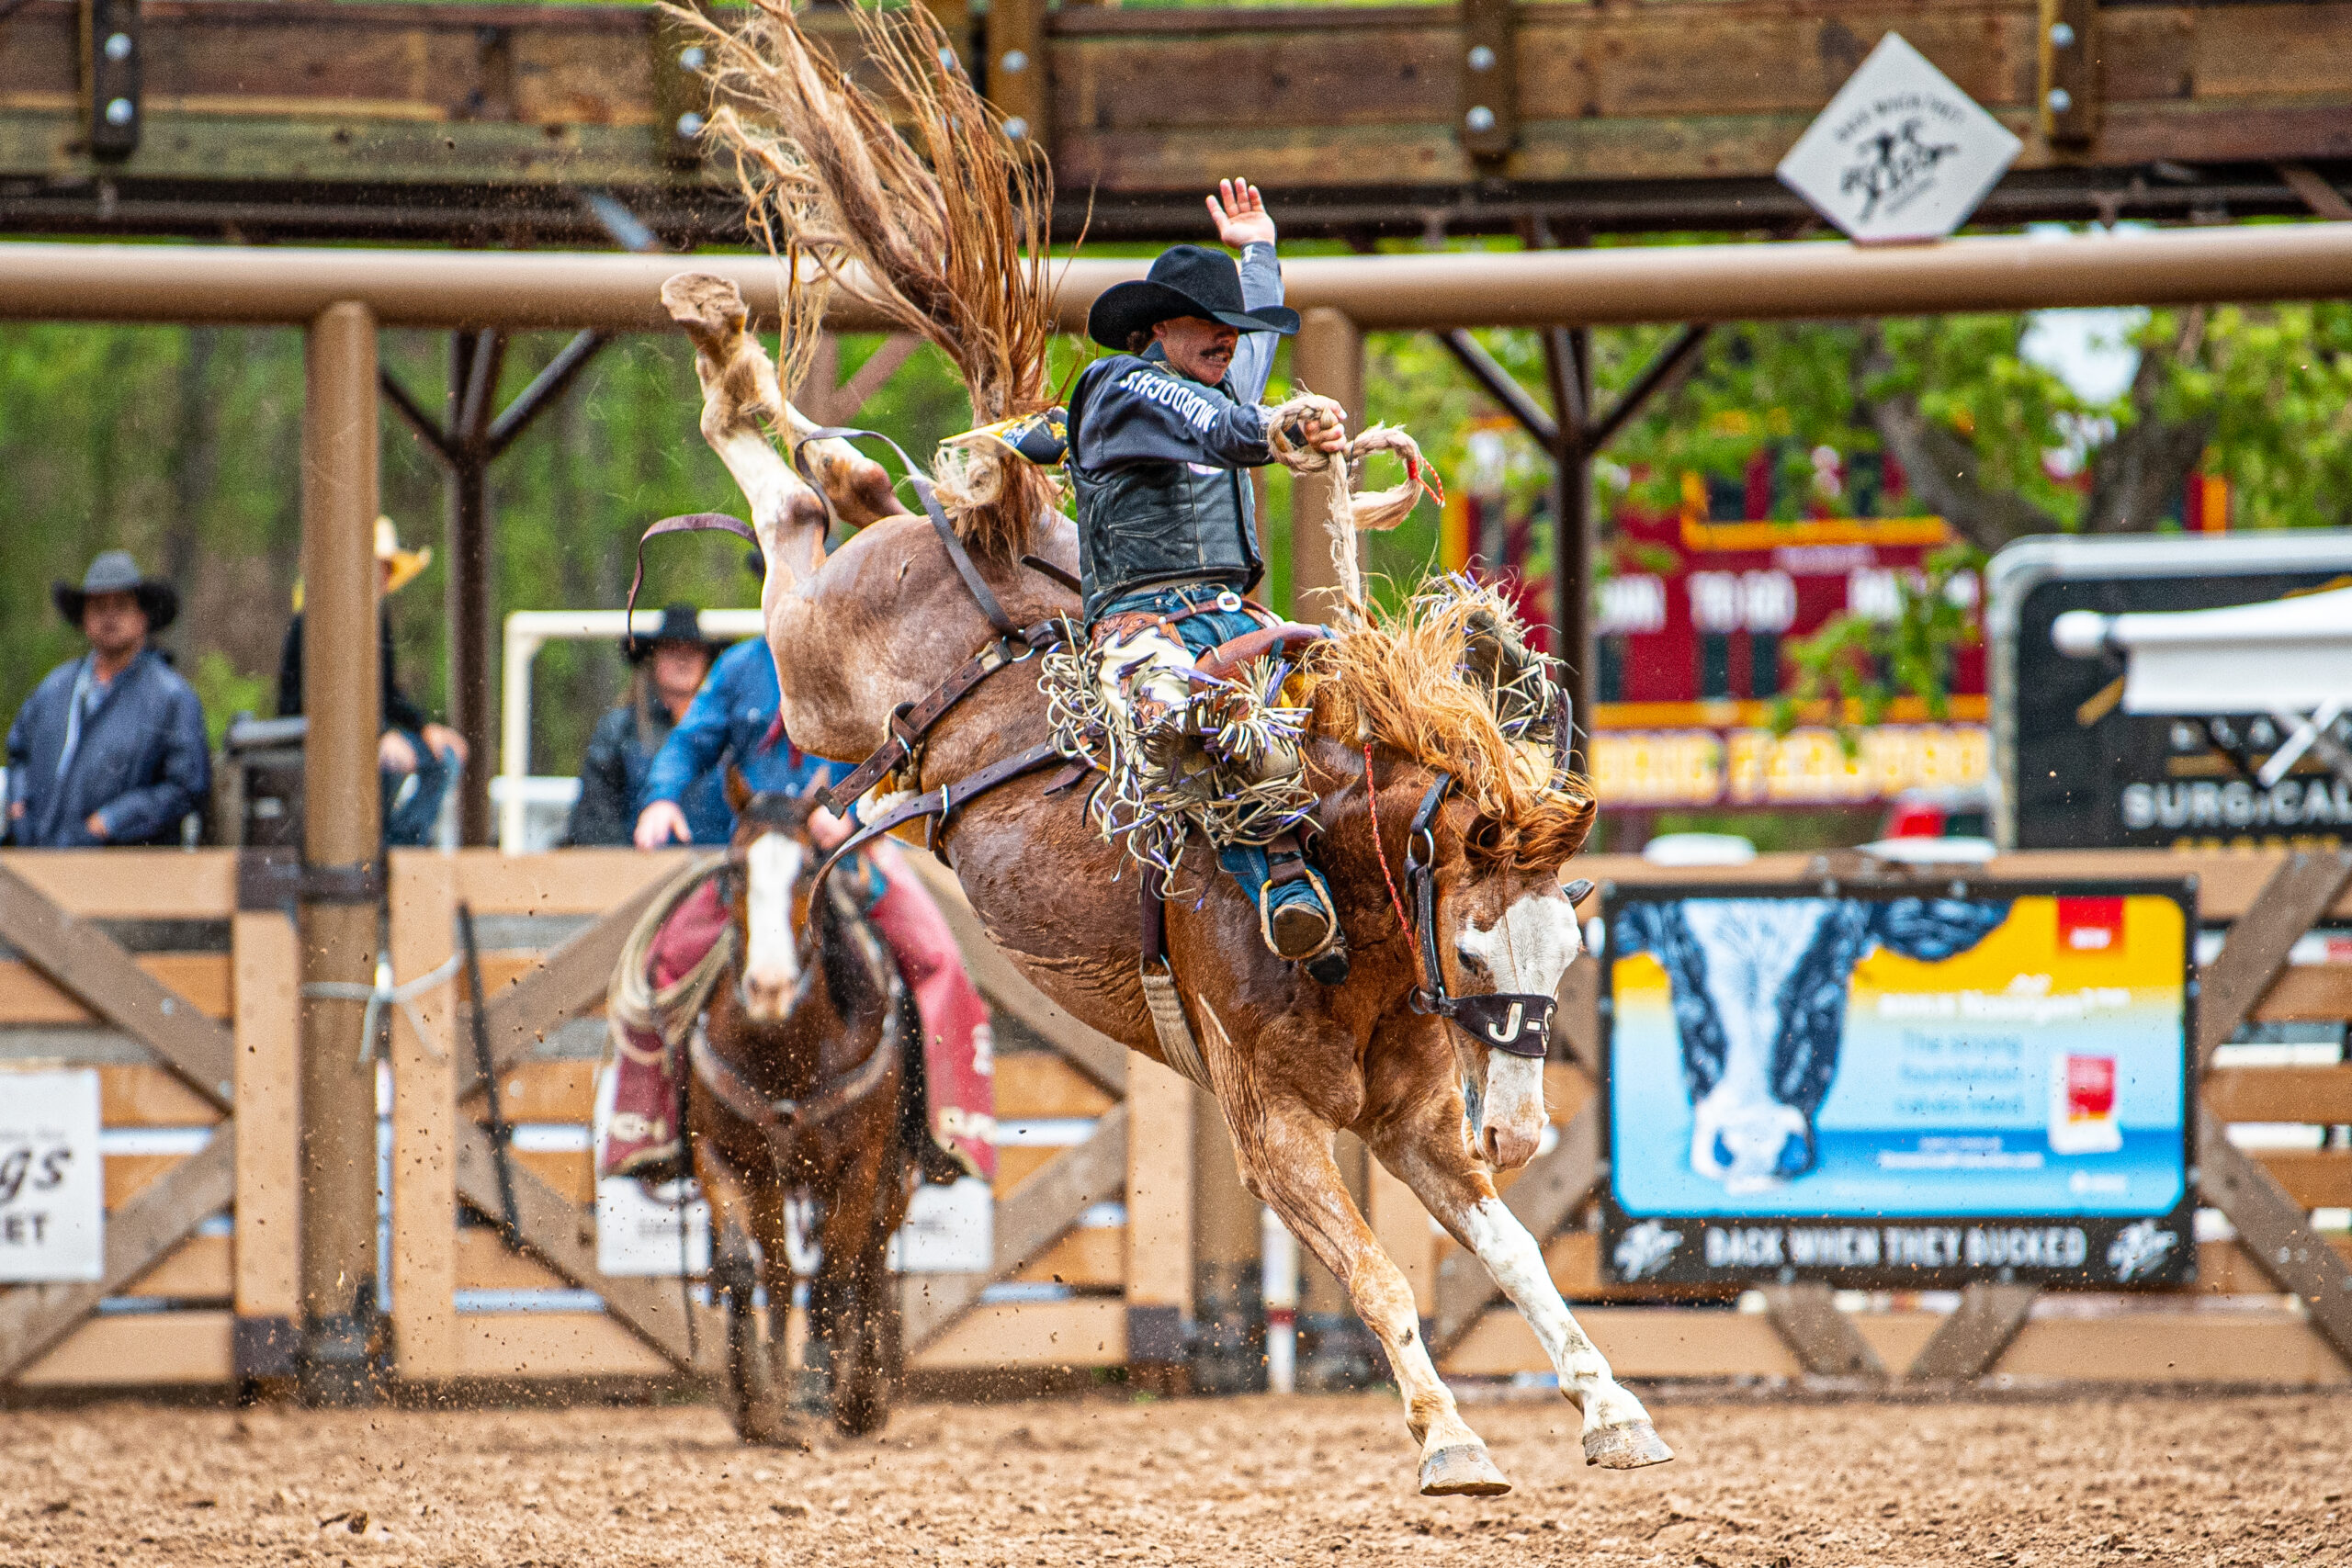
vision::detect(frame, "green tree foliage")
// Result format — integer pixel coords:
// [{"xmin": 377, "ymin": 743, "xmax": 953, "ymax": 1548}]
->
[{"xmin": 6, "ymin": 267, "xmax": 2348, "ymax": 798}]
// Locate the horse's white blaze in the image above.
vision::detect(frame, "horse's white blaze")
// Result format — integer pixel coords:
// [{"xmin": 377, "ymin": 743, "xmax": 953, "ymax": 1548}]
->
[
  {"xmin": 1456, "ymin": 888, "xmax": 1580, "ymax": 1166},
  {"xmin": 1457, "ymin": 1196, "xmax": 1652, "ymax": 1437},
  {"xmin": 742, "ymin": 831, "xmax": 802, "ymax": 1015},
  {"xmin": 1454, "ymin": 886, "xmax": 1580, "ymax": 995},
  {"xmin": 1478, "ymin": 1050, "xmax": 1547, "ymax": 1168}
]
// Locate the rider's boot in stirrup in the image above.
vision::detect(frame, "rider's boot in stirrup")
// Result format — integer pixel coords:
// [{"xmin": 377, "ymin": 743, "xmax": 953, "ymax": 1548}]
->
[
  {"xmin": 598, "ymin": 1025, "xmax": 687, "ymax": 1184},
  {"xmin": 1258, "ymin": 832, "xmax": 1349, "ymax": 984}
]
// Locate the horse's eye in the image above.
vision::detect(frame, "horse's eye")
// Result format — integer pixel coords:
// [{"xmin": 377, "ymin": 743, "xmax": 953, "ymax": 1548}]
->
[{"xmin": 1454, "ymin": 944, "xmax": 1490, "ymax": 977}]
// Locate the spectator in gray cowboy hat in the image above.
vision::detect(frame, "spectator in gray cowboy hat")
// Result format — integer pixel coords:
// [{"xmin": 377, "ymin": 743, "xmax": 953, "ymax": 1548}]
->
[
  {"xmin": 562, "ymin": 602, "xmax": 728, "ymax": 847},
  {"xmin": 5, "ymin": 550, "xmax": 209, "ymax": 848}
]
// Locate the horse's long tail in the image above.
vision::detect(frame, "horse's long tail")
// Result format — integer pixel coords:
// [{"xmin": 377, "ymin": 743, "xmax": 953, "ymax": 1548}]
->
[{"xmin": 674, "ymin": 0, "xmax": 1060, "ymax": 559}]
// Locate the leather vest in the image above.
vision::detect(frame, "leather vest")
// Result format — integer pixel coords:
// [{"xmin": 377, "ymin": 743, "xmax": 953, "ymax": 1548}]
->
[{"xmin": 1069, "ymin": 360, "xmax": 1263, "ymax": 621}]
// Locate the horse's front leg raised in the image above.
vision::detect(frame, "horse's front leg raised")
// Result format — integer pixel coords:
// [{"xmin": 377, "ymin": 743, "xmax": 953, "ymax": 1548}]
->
[
  {"xmin": 1368, "ymin": 1098, "xmax": 1673, "ymax": 1470},
  {"xmin": 1228, "ymin": 1088, "xmax": 1511, "ymax": 1496}
]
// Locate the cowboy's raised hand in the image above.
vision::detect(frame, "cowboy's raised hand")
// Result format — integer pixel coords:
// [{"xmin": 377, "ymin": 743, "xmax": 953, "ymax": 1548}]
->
[{"xmin": 1209, "ymin": 178, "xmax": 1277, "ymax": 248}]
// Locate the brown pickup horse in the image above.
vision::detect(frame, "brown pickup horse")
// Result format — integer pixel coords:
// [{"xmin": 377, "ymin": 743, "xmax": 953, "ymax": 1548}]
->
[
  {"xmin": 688, "ymin": 773, "xmax": 922, "ymax": 1441},
  {"xmin": 658, "ymin": 0, "xmax": 1670, "ymax": 1495}
]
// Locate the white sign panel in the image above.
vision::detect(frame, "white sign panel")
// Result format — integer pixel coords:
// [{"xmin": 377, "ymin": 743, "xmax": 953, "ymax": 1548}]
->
[
  {"xmin": 1776, "ymin": 34, "xmax": 2022, "ymax": 243},
  {"xmin": 595, "ymin": 1177, "xmax": 713, "ymax": 1277},
  {"xmin": 0, "ymin": 1071, "xmax": 104, "ymax": 1281},
  {"xmin": 591, "ymin": 1066, "xmax": 711, "ymax": 1277},
  {"xmin": 888, "ymin": 1177, "xmax": 994, "ymax": 1273}
]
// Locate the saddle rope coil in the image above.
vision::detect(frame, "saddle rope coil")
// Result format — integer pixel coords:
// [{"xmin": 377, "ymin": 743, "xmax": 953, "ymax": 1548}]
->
[{"xmin": 607, "ymin": 852, "xmax": 741, "ymax": 1059}]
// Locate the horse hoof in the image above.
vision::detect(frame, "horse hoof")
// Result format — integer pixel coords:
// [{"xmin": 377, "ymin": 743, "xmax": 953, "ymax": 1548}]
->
[
  {"xmin": 1583, "ymin": 1420, "xmax": 1673, "ymax": 1470},
  {"xmin": 1419, "ymin": 1443, "xmax": 1511, "ymax": 1497}
]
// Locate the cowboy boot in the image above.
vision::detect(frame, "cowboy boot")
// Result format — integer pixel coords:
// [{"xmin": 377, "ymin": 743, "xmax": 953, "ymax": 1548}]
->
[
  {"xmin": 1258, "ymin": 830, "xmax": 1349, "ymax": 983},
  {"xmin": 598, "ymin": 1024, "xmax": 687, "ymax": 1184}
]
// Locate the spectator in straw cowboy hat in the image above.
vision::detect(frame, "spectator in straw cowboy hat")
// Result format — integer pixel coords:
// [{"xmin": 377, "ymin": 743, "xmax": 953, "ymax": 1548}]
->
[
  {"xmin": 277, "ymin": 516, "xmax": 469, "ymax": 846},
  {"xmin": 5, "ymin": 550, "xmax": 209, "ymax": 848},
  {"xmin": 562, "ymin": 602, "xmax": 729, "ymax": 847}
]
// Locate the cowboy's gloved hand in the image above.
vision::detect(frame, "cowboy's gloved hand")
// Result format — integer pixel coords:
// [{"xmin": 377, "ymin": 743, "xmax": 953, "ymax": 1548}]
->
[
  {"xmin": 635, "ymin": 800, "xmax": 691, "ymax": 851},
  {"xmin": 1276, "ymin": 392, "xmax": 1350, "ymax": 457}
]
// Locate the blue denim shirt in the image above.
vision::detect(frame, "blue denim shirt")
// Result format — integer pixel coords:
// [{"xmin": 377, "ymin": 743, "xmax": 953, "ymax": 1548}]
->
[
  {"xmin": 5, "ymin": 648, "xmax": 210, "ymax": 847},
  {"xmin": 639, "ymin": 637, "xmax": 842, "ymax": 844}
]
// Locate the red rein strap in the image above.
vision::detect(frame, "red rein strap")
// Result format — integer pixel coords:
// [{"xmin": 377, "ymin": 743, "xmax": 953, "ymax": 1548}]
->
[{"xmin": 1363, "ymin": 741, "xmax": 1421, "ymax": 987}]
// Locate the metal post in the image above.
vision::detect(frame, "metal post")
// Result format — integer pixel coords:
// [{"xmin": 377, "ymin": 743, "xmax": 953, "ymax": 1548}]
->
[
  {"xmin": 1289, "ymin": 306, "xmax": 1364, "ymax": 621},
  {"xmin": 1548, "ymin": 325, "xmax": 1595, "ymax": 767},
  {"xmin": 444, "ymin": 331, "xmax": 502, "ymax": 847},
  {"xmin": 298, "ymin": 299, "xmax": 383, "ymax": 1404}
]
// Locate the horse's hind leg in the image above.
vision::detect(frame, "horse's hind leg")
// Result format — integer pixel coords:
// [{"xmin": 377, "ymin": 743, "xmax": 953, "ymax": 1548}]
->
[
  {"xmin": 1368, "ymin": 1111, "xmax": 1671, "ymax": 1471},
  {"xmin": 1235, "ymin": 1093, "xmax": 1510, "ymax": 1497}
]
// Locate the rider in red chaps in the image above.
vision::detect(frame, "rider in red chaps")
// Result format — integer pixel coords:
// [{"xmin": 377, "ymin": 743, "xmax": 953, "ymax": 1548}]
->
[{"xmin": 598, "ymin": 634, "xmax": 993, "ymax": 1184}]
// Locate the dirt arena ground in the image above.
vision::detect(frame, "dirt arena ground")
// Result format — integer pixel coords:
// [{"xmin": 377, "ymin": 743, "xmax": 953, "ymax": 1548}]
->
[{"xmin": 0, "ymin": 1390, "xmax": 2341, "ymax": 1566}]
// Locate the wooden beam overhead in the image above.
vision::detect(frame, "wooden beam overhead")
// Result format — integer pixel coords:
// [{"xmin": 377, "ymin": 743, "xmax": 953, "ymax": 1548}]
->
[{"xmin": 6, "ymin": 0, "xmax": 2352, "ymax": 243}]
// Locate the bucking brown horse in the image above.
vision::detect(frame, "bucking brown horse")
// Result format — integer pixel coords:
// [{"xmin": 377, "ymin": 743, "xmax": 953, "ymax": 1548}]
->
[
  {"xmin": 654, "ymin": 0, "xmax": 1672, "ymax": 1495},
  {"xmin": 688, "ymin": 773, "xmax": 922, "ymax": 1441}
]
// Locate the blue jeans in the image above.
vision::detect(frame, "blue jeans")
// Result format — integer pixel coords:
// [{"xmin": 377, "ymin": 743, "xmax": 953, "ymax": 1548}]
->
[
  {"xmin": 383, "ymin": 736, "xmax": 458, "ymax": 848},
  {"xmin": 1094, "ymin": 588, "xmax": 1322, "ymax": 916}
]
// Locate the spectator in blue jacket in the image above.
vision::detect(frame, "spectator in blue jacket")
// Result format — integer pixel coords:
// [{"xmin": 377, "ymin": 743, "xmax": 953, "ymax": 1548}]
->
[
  {"xmin": 631, "ymin": 635, "xmax": 842, "ymax": 848},
  {"xmin": 6, "ymin": 551, "xmax": 209, "ymax": 848}
]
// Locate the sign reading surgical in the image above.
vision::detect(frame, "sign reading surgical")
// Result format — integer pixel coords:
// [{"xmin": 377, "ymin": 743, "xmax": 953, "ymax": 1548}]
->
[
  {"xmin": 1599, "ymin": 882, "xmax": 2194, "ymax": 1288},
  {"xmin": 1775, "ymin": 34, "xmax": 2022, "ymax": 243},
  {"xmin": 0, "ymin": 1070, "xmax": 104, "ymax": 1282}
]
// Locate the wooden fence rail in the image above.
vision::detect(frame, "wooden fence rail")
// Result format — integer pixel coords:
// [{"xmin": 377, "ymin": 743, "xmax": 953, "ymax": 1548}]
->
[{"xmin": 1, "ymin": 844, "xmax": 2347, "ymax": 1393}]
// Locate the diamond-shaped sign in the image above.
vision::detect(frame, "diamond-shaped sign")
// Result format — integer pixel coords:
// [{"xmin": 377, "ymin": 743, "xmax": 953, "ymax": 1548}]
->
[{"xmin": 1776, "ymin": 33, "xmax": 2023, "ymax": 243}]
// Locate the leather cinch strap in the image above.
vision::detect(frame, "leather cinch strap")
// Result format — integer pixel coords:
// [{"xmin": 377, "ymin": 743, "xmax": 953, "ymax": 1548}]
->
[
  {"xmin": 1137, "ymin": 867, "xmax": 1213, "ymax": 1089},
  {"xmin": 820, "ymin": 617, "xmax": 1071, "ymax": 818},
  {"xmin": 810, "ymin": 739, "xmax": 1071, "ymax": 903}
]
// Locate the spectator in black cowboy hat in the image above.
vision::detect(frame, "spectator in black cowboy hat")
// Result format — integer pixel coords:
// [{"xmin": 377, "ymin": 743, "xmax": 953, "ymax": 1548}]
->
[
  {"xmin": 5, "ymin": 550, "xmax": 209, "ymax": 848},
  {"xmin": 563, "ymin": 603, "xmax": 729, "ymax": 847}
]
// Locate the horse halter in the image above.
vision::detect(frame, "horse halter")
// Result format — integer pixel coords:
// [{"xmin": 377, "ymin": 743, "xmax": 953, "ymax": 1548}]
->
[{"xmin": 1400, "ymin": 771, "xmax": 1566, "ymax": 1061}]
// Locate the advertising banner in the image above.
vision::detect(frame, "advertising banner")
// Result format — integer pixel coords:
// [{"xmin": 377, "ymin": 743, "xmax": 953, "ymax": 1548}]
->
[
  {"xmin": 0, "ymin": 1070, "xmax": 105, "ymax": 1282},
  {"xmin": 1600, "ymin": 880, "xmax": 2195, "ymax": 1287}
]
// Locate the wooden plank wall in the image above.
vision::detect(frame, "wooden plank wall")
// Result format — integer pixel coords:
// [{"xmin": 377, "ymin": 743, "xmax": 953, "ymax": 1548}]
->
[{"xmin": 2, "ymin": 1, "xmax": 2348, "ymax": 209}]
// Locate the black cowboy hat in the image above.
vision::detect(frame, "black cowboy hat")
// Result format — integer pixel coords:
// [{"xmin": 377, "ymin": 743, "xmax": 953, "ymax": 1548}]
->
[
  {"xmin": 624, "ymin": 602, "xmax": 723, "ymax": 663},
  {"xmin": 52, "ymin": 550, "xmax": 177, "ymax": 634},
  {"xmin": 1086, "ymin": 244, "xmax": 1302, "ymax": 351}
]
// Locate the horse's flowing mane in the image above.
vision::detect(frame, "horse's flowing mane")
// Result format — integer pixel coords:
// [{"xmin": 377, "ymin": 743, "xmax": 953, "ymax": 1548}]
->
[
  {"xmin": 1305, "ymin": 581, "xmax": 1597, "ymax": 874},
  {"xmin": 675, "ymin": 0, "xmax": 1059, "ymax": 559}
]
